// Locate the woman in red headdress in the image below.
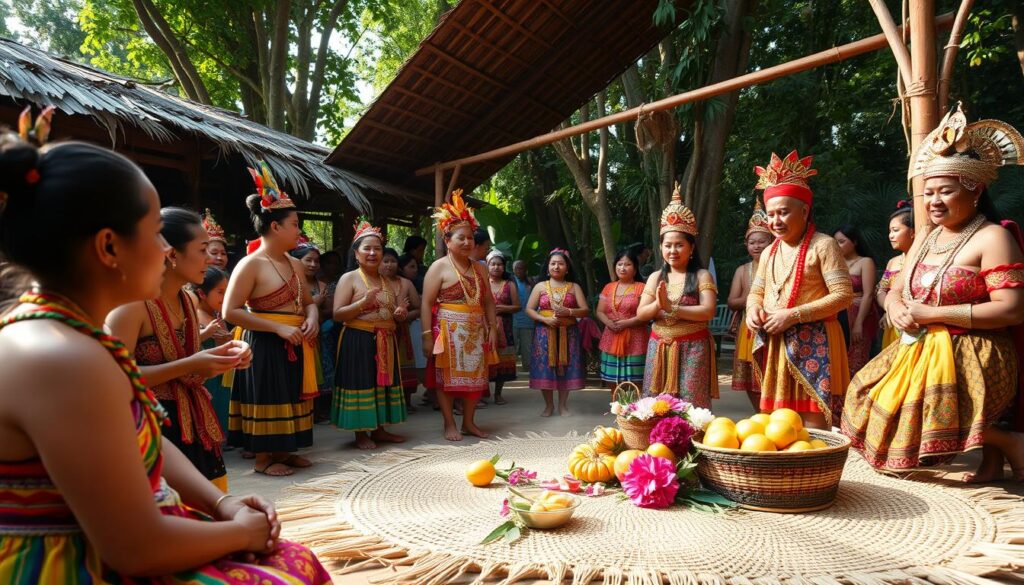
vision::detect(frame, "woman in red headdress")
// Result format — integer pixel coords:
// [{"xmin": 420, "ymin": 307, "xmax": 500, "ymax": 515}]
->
[{"xmin": 746, "ymin": 151, "xmax": 854, "ymax": 429}]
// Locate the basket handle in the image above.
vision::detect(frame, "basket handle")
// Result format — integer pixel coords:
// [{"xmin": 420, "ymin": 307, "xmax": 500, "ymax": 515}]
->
[{"xmin": 611, "ymin": 380, "xmax": 640, "ymax": 403}]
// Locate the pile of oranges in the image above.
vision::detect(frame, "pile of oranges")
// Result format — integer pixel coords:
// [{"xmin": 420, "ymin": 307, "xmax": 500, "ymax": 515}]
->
[{"xmin": 701, "ymin": 409, "xmax": 829, "ymax": 452}]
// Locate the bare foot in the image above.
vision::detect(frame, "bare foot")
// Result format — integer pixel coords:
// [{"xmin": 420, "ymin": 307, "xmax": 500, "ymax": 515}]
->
[
  {"xmin": 963, "ymin": 450, "xmax": 1005, "ymax": 484},
  {"xmin": 371, "ymin": 429, "xmax": 406, "ymax": 443},
  {"xmin": 540, "ymin": 407, "xmax": 554, "ymax": 417},
  {"xmin": 355, "ymin": 434, "xmax": 378, "ymax": 450},
  {"xmin": 461, "ymin": 424, "xmax": 490, "ymax": 439},
  {"xmin": 274, "ymin": 454, "xmax": 313, "ymax": 468},
  {"xmin": 495, "ymin": 396, "xmax": 508, "ymax": 405},
  {"xmin": 241, "ymin": 450, "xmax": 255, "ymax": 459},
  {"xmin": 254, "ymin": 462, "xmax": 294, "ymax": 476},
  {"xmin": 558, "ymin": 407, "xmax": 572, "ymax": 417},
  {"xmin": 1003, "ymin": 432, "xmax": 1024, "ymax": 481},
  {"xmin": 444, "ymin": 422, "xmax": 463, "ymax": 441}
]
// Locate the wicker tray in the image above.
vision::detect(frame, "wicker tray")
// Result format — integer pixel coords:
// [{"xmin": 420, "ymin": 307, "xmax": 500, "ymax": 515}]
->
[{"xmin": 692, "ymin": 428, "xmax": 851, "ymax": 513}]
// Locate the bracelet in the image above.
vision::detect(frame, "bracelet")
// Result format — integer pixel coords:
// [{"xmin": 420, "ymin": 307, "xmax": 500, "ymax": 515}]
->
[
  {"xmin": 213, "ymin": 493, "xmax": 234, "ymax": 515},
  {"xmin": 421, "ymin": 331, "xmax": 432, "ymax": 337},
  {"xmin": 793, "ymin": 308, "xmax": 803, "ymax": 324},
  {"xmin": 947, "ymin": 304, "xmax": 973, "ymax": 329}
]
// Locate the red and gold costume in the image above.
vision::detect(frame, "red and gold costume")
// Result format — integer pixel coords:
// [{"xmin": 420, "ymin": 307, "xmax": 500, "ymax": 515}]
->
[
  {"xmin": 732, "ymin": 200, "xmax": 772, "ymax": 396},
  {"xmin": 843, "ymin": 105, "xmax": 1024, "ymax": 469},
  {"xmin": 748, "ymin": 151, "xmax": 853, "ymax": 424}
]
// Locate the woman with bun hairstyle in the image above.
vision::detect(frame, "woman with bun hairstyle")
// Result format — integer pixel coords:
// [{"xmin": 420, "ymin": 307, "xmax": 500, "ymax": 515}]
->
[
  {"xmin": 223, "ymin": 163, "xmax": 319, "ymax": 477},
  {"xmin": 0, "ymin": 131, "xmax": 329, "ymax": 582}
]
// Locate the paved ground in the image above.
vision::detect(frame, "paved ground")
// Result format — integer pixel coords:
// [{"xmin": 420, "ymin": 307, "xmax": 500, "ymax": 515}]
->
[{"xmin": 224, "ymin": 360, "xmax": 1014, "ymax": 584}]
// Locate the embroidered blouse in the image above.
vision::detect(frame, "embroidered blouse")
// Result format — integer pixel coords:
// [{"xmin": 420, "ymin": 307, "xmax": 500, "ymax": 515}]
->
[{"xmin": 748, "ymin": 232, "xmax": 853, "ymax": 323}]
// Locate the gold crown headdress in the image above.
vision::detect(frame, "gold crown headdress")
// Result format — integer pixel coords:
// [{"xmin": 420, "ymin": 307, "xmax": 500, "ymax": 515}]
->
[
  {"xmin": 909, "ymin": 102, "xmax": 1024, "ymax": 191},
  {"xmin": 248, "ymin": 161, "xmax": 296, "ymax": 210},
  {"xmin": 660, "ymin": 183, "xmax": 698, "ymax": 237},
  {"xmin": 353, "ymin": 219, "xmax": 385, "ymax": 244},
  {"xmin": 432, "ymin": 189, "xmax": 479, "ymax": 234},
  {"xmin": 202, "ymin": 208, "xmax": 226, "ymax": 244},
  {"xmin": 754, "ymin": 150, "xmax": 817, "ymax": 206},
  {"xmin": 745, "ymin": 198, "xmax": 772, "ymax": 238}
]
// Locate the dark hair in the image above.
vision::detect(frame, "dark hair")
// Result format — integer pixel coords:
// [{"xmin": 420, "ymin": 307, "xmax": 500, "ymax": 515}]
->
[
  {"xmin": 397, "ymin": 253, "xmax": 418, "ymax": 276},
  {"xmin": 320, "ymin": 250, "xmax": 341, "ymax": 265},
  {"xmin": 160, "ymin": 207, "xmax": 203, "ymax": 251},
  {"xmin": 486, "ymin": 252, "xmax": 511, "ymax": 281},
  {"xmin": 198, "ymin": 266, "xmax": 229, "ymax": 295},
  {"xmin": 382, "ymin": 247, "xmax": 399, "ymax": 261},
  {"xmin": 889, "ymin": 202, "xmax": 914, "ymax": 229},
  {"xmin": 245, "ymin": 194, "xmax": 296, "ymax": 236},
  {"xmin": 403, "ymin": 235, "xmax": 427, "ymax": 254},
  {"xmin": 612, "ymin": 248, "xmax": 640, "ymax": 278},
  {"xmin": 289, "ymin": 244, "xmax": 319, "ymax": 260},
  {"xmin": 346, "ymin": 233, "xmax": 383, "ymax": 272},
  {"xmin": 541, "ymin": 250, "xmax": 576, "ymax": 283},
  {"xmin": 473, "ymin": 228, "xmax": 490, "ymax": 246},
  {"xmin": 658, "ymin": 232, "xmax": 703, "ymax": 297},
  {"xmin": 0, "ymin": 142, "xmax": 150, "ymax": 294},
  {"xmin": 976, "ymin": 188, "xmax": 1002, "ymax": 223},
  {"xmin": 835, "ymin": 224, "xmax": 874, "ymax": 261}
]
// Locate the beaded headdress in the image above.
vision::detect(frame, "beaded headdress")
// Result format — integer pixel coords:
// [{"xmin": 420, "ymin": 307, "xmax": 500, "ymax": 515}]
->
[
  {"xmin": 432, "ymin": 189, "xmax": 479, "ymax": 234},
  {"xmin": 754, "ymin": 150, "xmax": 817, "ymax": 206},
  {"xmin": 353, "ymin": 219, "xmax": 385, "ymax": 244},
  {"xmin": 202, "ymin": 208, "xmax": 226, "ymax": 244},
  {"xmin": 909, "ymin": 102, "xmax": 1024, "ymax": 191},
  {"xmin": 248, "ymin": 161, "xmax": 296, "ymax": 210},
  {"xmin": 660, "ymin": 183, "xmax": 698, "ymax": 237},
  {"xmin": 745, "ymin": 198, "xmax": 772, "ymax": 239}
]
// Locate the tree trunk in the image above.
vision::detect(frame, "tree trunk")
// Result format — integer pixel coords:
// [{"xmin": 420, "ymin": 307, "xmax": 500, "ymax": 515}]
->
[
  {"xmin": 267, "ymin": 0, "xmax": 292, "ymax": 131},
  {"xmin": 301, "ymin": 0, "xmax": 352, "ymax": 140},
  {"xmin": 131, "ymin": 0, "xmax": 211, "ymax": 104}
]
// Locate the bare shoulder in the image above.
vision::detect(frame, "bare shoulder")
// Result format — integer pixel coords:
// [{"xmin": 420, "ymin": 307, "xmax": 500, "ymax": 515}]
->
[
  {"xmin": 232, "ymin": 253, "xmax": 260, "ymax": 274},
  {"xmin": 978, "ymin": 222, "xmax": 1024, "ymax": 262},
  {"xmin": 696, "ymin": 269, "xmax": 715, "ymax": 284},
  {"xmin": 644, "ymin": 272, "xmax": 662, "ymax": 288},
  {"xmin": 107, "ymin": 300, "xmax": 147, "ymax": 327},
  {"xmin": 287, "ymin": 255, "xmax": 305, "ymax": 272}
]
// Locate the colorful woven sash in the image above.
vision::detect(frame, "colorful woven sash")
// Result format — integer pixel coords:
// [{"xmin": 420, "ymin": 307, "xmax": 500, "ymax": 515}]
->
[
  {"xmin": 648, "ymin": 321, "xmax": 709, "ymax": 396},
  {"xmin": 345, "ymin": 319, "xmax": 398, "ymax": 387}
]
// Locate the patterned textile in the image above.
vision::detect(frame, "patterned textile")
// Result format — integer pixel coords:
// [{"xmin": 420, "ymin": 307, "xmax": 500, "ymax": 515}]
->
[
  {"xmin": 642, "ymin": 283, "xmax": 717, "ymax": 406},
  {"xmin": 0, "ymin": 307, "xmax": 330, "ymax": 585},
  {"xmin": 489, "ymin": 280, "xmax": 518, "ymax": 383},
  {"xmin": 597, "ymin": 282, "xmax": 648, "ymax": 357},
  {"xmin": 599, "ymin": 352, "xmax": 645, "ymax": 384},
  {"xmin": 530, "ymin": 287, "xmax": 584, "ymax": 390},
  {"xmin": 333, "ymin": 324, "xmax": 406, "ymax": 431},
  {"xmin": 427, "ymin": 274, "xmax": 495, "ymax": 396},
  {"xmin": 848, "ymin": 274, "xmax": 878, "ymax": 375},
  {"xmin": 396, "ymin": 320, "xmax": 419, "ymax": 391},
  {"xmin": 842, "ymin": 260, "xmax": 1023, "ymax": 470}
]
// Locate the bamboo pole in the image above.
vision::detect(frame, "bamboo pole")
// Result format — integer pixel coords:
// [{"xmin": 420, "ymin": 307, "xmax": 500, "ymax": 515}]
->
[
  {"xmin": 909, "ymin": 0, "xmax": 939, "ymax": 234},
  {"xmin": 867, "ymin": 0, "xmax": 914, "ymax": 86},
  {"xmin": 414, "ymin": 12, "xmax": 955, "ymax": 177},
  {"xmin": 434, "ymin": 165, "xmax": 445, "ymax": 255},
  {"xmin": 938, "ymin": 0, "xmax": 975, "ymax": 112}
]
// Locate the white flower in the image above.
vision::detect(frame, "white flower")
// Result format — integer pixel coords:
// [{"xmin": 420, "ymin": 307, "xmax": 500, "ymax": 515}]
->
[
  {"xmin": 609, "ymin": 402, "xmax": 624, "ymax": 416},
  {"xmin": 687, "ymin": 407, "xmax": 715, "ymax": 431},
  {"xmin": 631, "ymin": 398, "xmax": 656, "ymax": 421}
]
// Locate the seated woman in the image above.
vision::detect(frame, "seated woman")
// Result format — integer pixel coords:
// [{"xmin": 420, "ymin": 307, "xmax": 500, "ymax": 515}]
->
[
  {"xmin": 842, "ymin": 105, "xmax": 1024, "ymax": 481},
  {"xmin": 0, "ymin": 138, "xmax": 329, "ymax": 582}
]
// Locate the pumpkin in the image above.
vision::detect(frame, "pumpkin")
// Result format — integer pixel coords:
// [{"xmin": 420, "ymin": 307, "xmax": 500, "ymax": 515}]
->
[
  {"xmin": 590, "ymin": 426, "xmax": 626, "ymax": 456},
  {"xmin": 567, "ymin": 443, "xmax": 617, "ymax": 483}
]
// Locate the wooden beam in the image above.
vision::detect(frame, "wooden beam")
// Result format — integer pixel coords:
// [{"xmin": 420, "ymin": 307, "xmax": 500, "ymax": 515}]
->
[
  {"xmin": 345, "ymin": 142, "xmax": 418, "ymax": 163},
  {"xmin": 359, "ymin": 118, "xmax": 436, "ymax": 145},
  {"xmin": 446, "ymin": 19, "xmax": 530, "ymax": 70},
  {"xmin": 909, "ymin": 0, "xmax": 940, "ymax": 233},
  {"xmin": 446, "ymin": 164, "xmax": 462, "ymax": 196},
  {"xmin": 434, "ymin": 166, "xmax": 445, "ymax": 255},
  {"xmin": 407, "ymin": 64, "xmax": 495, "ymax": 105},
  {"xmin": 938, "ymin": 0, "xmax": 975, "ymax": 112},
  {"xmin": 375, "ymin": 102, "xmax": 452, "ymax": 132},
  {"xmin": 392, "ymin": 86, "xmax": 474, "ymax": 122},
  {"xmin": 867, "ymin": 0, "xmax": 914, "ymax": 86},
  {"xmin": 476, "ymin": 1, "xmax": 551, "ymax": 50},
  {"xmin": 535, "ymin": 0, "xmax": 572, "ymax": 26},
  {"xmin": 416, "ymin": 12, "xmax": 956, "ymax": 176},
  {"xmin": 421, "ymin": 42, "xmax": 510, "ymax": 91}
]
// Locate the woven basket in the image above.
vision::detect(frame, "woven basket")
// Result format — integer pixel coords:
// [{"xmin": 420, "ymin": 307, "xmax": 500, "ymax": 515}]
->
[
  {"xmin": 611, "ymin": 382, "xmax": 656, "ymax": 450},
  {"xmin": 692, "ymin": 429, "xmax": 851, "ymax": 513}
]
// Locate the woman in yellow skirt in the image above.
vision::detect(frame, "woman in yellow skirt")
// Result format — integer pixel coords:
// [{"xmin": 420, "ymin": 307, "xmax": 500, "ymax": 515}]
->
[
  {"xmin": 876, "ymin": 201, "xmax": 914, "ymax": 349},
  {"xmin": 728, "ymin": 200, "xmax": 774, "ymax": 411},
  {"xmin": 842, "ymin": 106, "xmax": 1024, "ymax": 480},
  {"xmin": 746, "ymin": 151, "xmax": 853, "ymax": 430}
]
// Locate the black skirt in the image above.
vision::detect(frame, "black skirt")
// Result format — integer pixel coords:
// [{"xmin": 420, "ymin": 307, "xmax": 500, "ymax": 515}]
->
[{"xmin": 160, "ymin": 399, "xmax": 226, "ymax": 481}]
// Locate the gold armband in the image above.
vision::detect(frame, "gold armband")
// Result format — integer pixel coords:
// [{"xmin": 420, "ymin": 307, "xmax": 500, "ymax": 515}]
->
[
  {"xmin": 946, "ymin": 304, "xmax": 973, "ymax": 329},
  {"xmin": 699, "ymin": 282, "xmax": 718, "ymax": 294}
]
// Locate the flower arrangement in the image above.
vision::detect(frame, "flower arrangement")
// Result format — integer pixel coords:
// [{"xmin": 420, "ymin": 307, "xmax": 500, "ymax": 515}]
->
[
  {"xmin": 610, "ymin": 389, "xmax": 688, "ymax": 422},
  {"xmin": 649, "ymin": 416, "xmax": 697, "ymax": 457}
]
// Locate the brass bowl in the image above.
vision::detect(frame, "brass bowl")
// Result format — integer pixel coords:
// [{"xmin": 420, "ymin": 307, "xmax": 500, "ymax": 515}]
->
[{"xmin": 507, "ymin": 487, "xmax": 581, "ymax": 529}]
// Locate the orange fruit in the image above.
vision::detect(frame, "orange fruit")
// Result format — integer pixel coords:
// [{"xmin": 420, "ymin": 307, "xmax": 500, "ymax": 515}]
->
[
  {"xmin": 809, "ymin": 439, "xmax": 829, "ymax": 449},
  {"xmin": 750, "ymin": 413, "xmax": 772, "ymax": 428},
  {"xmin": 786, "ymin": 440, "xmax": 813, "ymax": 452},
  {"xmin": 703, "ymin": 428, "xmax": 740, "ymax": 450},
  {"xmin": 707, "ymin": 417, "xmax": 736, "ymax": 434},
  {"xmin": 465, "ymin": 459, "xmax": 496, "ymax": 487},
  {"xmin": 735, "ymin": 419, "xmax": 766, "ymax": 442},
  {"xmin": 764, "ymin": 420, "xmax": 798, "ymax": 449},
  {"xmin": 740, "ymin": 434, "xmax": 777, "ymax": 452},
  {"xmin": 646, "ymin": 442, "xmax": 677, "ymax": 463},
  {"xmin": 796, "ymin": 428, "xmax": 811, "ymax": 442},
  {"xmin": 769, "ymin": 408, "xmax": 804, "ymax": 431},
  {"xmin": 614, "ymin": 449, "xmax": 646, "ymax": 481}
]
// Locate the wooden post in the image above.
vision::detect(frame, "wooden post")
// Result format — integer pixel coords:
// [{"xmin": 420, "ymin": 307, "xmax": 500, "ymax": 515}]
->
[
  {"xmin": 909, "ymin": 0, "xmax": 939, "ymax": 234},
  {"xmin": 445, "ymin": 164, "xmax": 462, "ymax": 199},
  {"xmin": 434, "ymin": 164, "xmax": 445, "ymax": 256}
]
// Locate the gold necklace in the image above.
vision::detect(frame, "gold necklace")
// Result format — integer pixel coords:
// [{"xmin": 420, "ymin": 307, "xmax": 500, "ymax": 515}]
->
[
  {"xmin": 904, "ymin": 214, "xmax": 985, "ymax": 305},
  {"xmin": 448, "ymin": 255, "xmax": 480, "ymax": 306},
  {"xmin": 264, "ymin": 251, "xmax": 302, "ymax": 313},
  {"xmin": 768, "ymin": 243, "xmax": 798, "ymax": 306},
  {"xmin": 357, "ymin": 268, "xmax": 394, "ymax": 320},
  {"xmin": 546, "ymin": 280, "xmax": 570, "ymax": 309}
]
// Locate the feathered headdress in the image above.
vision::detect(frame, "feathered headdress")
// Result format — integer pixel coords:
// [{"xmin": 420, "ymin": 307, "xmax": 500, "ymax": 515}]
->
[
  {"xmin": 202, "ymin": 208, "xmax": 227, "ymax": 244},
  {"xmin": 18, "ymin": 105, "xmax": 55, "ymax": 146},
  {"xmin": 745, "ymin": 198, "xmax": 772, "ymax": 239},
  {"xmin": 248, "ymin": 161, "xmax": 295, "ymax": 210},
  {"xmin": 660, "ymin": 183, "xmax": 698, "ymax": 237},
  {"xmin": 432, "ymin": 189, "xmax": 479, "ymax": 234},
  {"xmin": 353, "ymin": 219, "xmax": 385, "ymax": 244},
  {"xmin": 909, "ymin": 102, "xmax": 1024, "ymax": 191},
  {"xmin": 754, "ymin": 150, "xmax": 817, "ymax": 206}
]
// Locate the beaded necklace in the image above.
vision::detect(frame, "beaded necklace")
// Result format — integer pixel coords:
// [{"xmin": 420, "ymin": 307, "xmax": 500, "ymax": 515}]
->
[
  {"xmin": 766, "ymin": 223, "xmax": 815, "ymax": 309},
  {"xmin": 6, "ymin": 291, "xmax": 168, "ymax": 425},
  {"xmin": 448, "ymin": 255, "xmax": 481, "ymax": 306},
  {"xmin": 902, "ymin": 213, "xmax": 986, "ymax": 306},
  {"xmin": 357, "ymin": 268, "xmax": 396, "ymax": 320}
]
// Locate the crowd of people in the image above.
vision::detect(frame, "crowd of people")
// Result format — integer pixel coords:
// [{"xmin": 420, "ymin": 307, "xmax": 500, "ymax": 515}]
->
[{"xmin": 0, "ymin": 102, "xmax": 1023, "ymax": 580}]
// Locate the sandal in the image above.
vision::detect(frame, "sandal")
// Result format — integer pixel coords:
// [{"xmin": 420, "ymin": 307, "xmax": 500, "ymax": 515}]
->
[{"xmin": 254, "ymin": 462, "xmax": 294, "ymax": 476}]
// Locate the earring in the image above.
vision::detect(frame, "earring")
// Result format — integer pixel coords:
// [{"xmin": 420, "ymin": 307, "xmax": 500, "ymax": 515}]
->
[{"xmin": 171, "ymin": 260, "xmax": 178, "ymax": 269}]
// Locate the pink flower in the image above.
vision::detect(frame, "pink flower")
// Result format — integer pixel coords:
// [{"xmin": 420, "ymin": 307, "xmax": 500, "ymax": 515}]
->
[
  {"xmin": 621, "ymin": 454, "xmax": 679, "ymax": 509},
  {"xmin": 649, "ymin": 416, "xmax": 696, "ymax": 456},
  {"xmin": 585, "ymin": 482, "xmax": 606, "ymax": 496},
  {"xmin": 507, "ymin": 468, "xmax": 537, "ymax": 486},
  {"xmin": 500, "ymin": 499, "xmax": 510, "ymax": 517},
  {"xmin": 656, "ymin": 395, "xmax": 688, "ymax": 413}
]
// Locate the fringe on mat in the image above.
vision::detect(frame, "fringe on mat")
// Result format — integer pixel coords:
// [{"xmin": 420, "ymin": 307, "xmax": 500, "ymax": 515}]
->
[{"xmin": 278, "ymin": 433, "xmax": 1024, "ymax": 585}]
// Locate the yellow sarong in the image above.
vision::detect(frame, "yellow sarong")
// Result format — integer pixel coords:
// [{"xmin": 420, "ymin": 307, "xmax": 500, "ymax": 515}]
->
[
  {"xmin": 222, "ymin": 312, "xmax": 318, "ymax": 400},
  {"xmin": 538, "ymin": 309, "xmax": 576, "ymax": 370},
  {"xmin": 433, "ymin": 303, "xmax": 497, "ymax": 393},
  {"xmin": 868, "ymin": 325, "xmax": 955, "ymax": 414}
]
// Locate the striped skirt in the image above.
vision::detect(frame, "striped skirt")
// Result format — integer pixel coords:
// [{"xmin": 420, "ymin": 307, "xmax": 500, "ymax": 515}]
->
[
  {"xmin": 332, "ymin": 326, "xmax": 406, "ymax": 432},
  {"xmin": 599, "ymin": 352, "xmax": 645, "ymax": 384}
]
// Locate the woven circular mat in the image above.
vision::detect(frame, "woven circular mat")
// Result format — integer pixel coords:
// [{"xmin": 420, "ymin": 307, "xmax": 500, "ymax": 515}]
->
[{"xmin": 282, "ymin": 434, "xmax": 1024, "ymax": 584}]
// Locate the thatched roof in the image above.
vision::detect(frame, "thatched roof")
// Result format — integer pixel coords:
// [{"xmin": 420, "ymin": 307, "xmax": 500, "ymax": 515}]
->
[{"xmin": 0, "ymin": 37, "xmax": 430, "ymax": 214}]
